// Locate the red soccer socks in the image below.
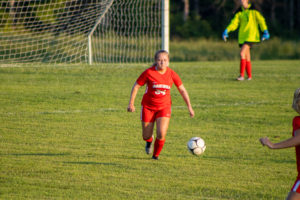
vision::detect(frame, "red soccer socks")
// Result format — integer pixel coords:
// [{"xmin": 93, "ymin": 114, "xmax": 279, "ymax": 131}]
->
[
  {"xmin": 240, "ymin": 58, "xmax": 246, "ymax": 77},
  {"xmin": 238, "ymin": 59, "xmax": 252, "ymax": 80},
  {"xmin": 246, "ymin": 60, "xmax": 252, "ymax": 79},
  {"xmin": 144, "ymin": 137, "xmax": 153, "ymax": 143},
  {"xmin": 153, "ymin": 138, "xmax": 165, "ymax": 158}
]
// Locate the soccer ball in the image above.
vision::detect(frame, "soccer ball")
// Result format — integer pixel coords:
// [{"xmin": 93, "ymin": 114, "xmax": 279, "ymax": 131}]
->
[{"xmin": 187, "ymin": 137, "xmax": 206, "ymax": 155}]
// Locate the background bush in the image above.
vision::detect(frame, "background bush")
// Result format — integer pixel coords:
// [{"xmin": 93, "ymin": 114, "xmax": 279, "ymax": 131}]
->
[
  {"xmin": 171, "ymin": 0, "xmax": 300, "ymax": 40},
  {"xmin": 170, "ymin": 38, "xmax": 300, "ymax": 61}
]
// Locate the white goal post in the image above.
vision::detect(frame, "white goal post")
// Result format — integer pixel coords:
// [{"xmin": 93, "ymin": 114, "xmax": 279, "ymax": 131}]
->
[
  {"xmin": 162, "ymin": 0, "xmax": 169, "ymax": 53},
  {"xmin": 0, "ymin": 0, "xmax": 169, "ymax": 64}
]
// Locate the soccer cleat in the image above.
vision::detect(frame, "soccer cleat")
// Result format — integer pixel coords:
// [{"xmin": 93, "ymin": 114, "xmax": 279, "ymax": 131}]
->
[
  {"xmin": 152, "ymin": 155, "xmax": 158, "ymax": 160},
  {"xmin": 237, "ymin": 76, "xmax": 244, "ymax": 81},
  {"xmin": 247, "ymin": 77, "xmax": 252, "ymax": 81},
  {"xmin": 145, "ymin": 141, "xmax": 153, "ymax": 154}
]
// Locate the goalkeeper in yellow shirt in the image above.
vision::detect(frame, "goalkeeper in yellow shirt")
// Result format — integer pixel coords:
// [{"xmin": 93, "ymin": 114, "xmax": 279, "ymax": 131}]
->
[{"xmin": 222, "ymin": 0, "xmax": 270, "ymax": 81}]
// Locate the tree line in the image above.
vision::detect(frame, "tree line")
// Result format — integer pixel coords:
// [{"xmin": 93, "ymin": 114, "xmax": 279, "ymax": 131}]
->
[
  {"xmin": 1, "ymin": 0, "xmax": 299, "ymax": 40},
  {"xmin": 172, "ymin": 0, "xmax": 300, "ymax": 40}
]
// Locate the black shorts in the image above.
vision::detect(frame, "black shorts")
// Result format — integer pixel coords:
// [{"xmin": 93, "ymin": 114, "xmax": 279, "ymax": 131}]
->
[{"xmin": 239, "ymin": 42, "xmax": 257, "ymax": 48}]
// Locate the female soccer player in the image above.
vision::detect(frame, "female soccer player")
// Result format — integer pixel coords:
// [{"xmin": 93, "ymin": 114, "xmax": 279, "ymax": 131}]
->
[
  {"xmin": 260, "ymin": 88, "xmax": 300, "ymax": 200},
  {"xmin": 127, "ymin": 50, "xmax": 194, "ymax": 160},
  {"xmin": 222, "ymin": 0, "xmax": 270, "ymax": 81}
]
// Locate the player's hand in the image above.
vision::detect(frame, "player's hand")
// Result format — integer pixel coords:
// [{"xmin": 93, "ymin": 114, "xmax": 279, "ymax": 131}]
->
[
  {"xmin": 259, "ymin": 137, "xmax": 273, "ymax": 149},
  {"xmin": 189, "ymin": 108, "xmax": 195, "ymax": 118},
  {"xmin": 127, "ymin": 104, "xmax": 135, "ymax": 112},
  {"xmin": 261, "ymin": 30, "xmax": 270, "ymax": 41},
  {"xmin": 222, "ymin": 29, "xmax": 228, "ymax": 42}
]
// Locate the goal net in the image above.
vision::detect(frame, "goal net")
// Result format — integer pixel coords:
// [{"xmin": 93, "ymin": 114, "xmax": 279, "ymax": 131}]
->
[{"xmin": 0, "ymin": 0, "xmax": 162, "ymax": 64}]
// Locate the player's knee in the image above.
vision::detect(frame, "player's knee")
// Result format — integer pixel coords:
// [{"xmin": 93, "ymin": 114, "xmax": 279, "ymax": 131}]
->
[
  {"xmin": 156, "ymin": 132, "xmax": 167, "ymax": 140},
  {"xmin": 156, "ymin": 136, "xmax": 164, "ymax": 140},
  {"xmin": 143, "ymin": 135, "xmax": 152, "ymax": 140},
  {"xmin": 240, "ymin": 51, "xmax": 246, "ymax": 58},
  {"xmin": 286, "ymin": 191, "xmax": 300, "ymax": 200}
]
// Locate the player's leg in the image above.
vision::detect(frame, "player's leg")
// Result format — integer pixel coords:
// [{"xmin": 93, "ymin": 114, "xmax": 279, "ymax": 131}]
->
[
  {"xmin": 237, "ymin": 44, "xmax": 247, "ymax": 80},
  {"xmin": 244, "ymin": 43, "xmax": 252, "ymax": 80},
  {"xmin": 238, "ymin": 43, "xmax": 251, "ymax": 80},
  {"xmin": 286, "ymin": 191, "xmax": 300, "ymax": 200},
  {"xmin": 287, "ymin": 180, "xmax": 300, "ymax": 200},
  {"xmin": 156, "ymin": 117, "xmax": 170, "ymax": 140},
  {"xmin": 141, "ymin": 106, "xmax": 155, "ymax": 154},
  {"xmin": 240, "ymin": 43, "xmax": 251, "ymax": 59},
  {"xmin": 142, "ymin": 121, "xmax": 154, "ymax": 154},
  {"xmin": 152, "ymin": 117, "xmax": 170, "ymax": 159},
  {"xmin": 152, "ymin": 107, "xmax": 171, "ymax": 159}
]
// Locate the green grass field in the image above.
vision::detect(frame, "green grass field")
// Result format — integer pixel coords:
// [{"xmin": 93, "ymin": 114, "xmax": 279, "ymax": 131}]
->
[{"xmin": 1, "ymin": 60, "xmax": 300, "ymax": 199}]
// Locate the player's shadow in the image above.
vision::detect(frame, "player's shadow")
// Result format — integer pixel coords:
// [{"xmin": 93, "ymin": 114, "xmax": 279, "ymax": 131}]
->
[
  {"xmin": 3, "ymin": 153, "xmax": 70, "ymax": 156},
  {"xmin": 118, "ymin": 155, "xmax": 154, "ymax": 161},
  {"xmin": 63, "ymin": 161, "xmax": 119, "ymax": 166}
]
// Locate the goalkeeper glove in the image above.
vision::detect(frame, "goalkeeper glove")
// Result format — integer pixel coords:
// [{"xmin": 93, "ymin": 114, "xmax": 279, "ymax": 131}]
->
[
  {"xmin": 222, "ymin": 29, "xmax": 228, "ymax": 42},
  {"xmin": 261, "ymin": 30, "xmax": 270, "ymax": 41}
]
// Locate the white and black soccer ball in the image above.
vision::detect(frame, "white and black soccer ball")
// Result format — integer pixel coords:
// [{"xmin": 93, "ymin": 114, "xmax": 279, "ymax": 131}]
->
[{"xmin": 187, "ymin": 137, "xmax": 206, "ymax": 155}]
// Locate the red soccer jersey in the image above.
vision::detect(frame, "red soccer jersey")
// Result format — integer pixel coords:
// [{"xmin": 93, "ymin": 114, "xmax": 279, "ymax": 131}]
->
[
  {"xmin": 293, "ymin": 116, "xmax": 300, "ymax": 179},
  {"xmin": 136, "ymin": 65, "xmax": 182, "ymax": 110}
]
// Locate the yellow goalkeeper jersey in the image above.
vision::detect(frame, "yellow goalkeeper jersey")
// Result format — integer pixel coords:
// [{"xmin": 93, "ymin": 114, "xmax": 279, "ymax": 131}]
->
[{"xmin": 226, "ymin": 4, "xmax": 268, "ymax": 44}]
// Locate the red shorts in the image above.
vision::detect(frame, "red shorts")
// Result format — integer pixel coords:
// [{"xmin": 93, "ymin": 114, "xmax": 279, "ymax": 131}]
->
[
  {"xmin": 140, "ymin": 106, "xmax": 171, "ymax": 122},
  {"xmin": 291, "ymin": 179, "xmax": 300, "ymax": 193}
]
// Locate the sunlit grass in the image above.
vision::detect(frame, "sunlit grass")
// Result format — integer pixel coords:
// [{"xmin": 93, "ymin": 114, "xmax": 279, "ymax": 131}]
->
[{"xmin": 0, "ymin": 60, "xmax": 300, "ymax": 199}]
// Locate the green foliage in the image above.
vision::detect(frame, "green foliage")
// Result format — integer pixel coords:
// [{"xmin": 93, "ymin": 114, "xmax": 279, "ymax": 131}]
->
[
  {"xmin": 0, "ymin": 33, "xmax": 87, "ymax": 63},
  {"xmin": 0, "ymin": 0, "xmax": 95, "ymax": 35},
  {"xmin": 0, "ymin": 61, "xmax": 300, "ymax": 199},
  {"xmin": 1, "ymin": 0, "xmax": 299, "ymax": 45},
  {"xmin": 34, "ymin": 1, "xmax": 65, "ymax": 24},
  {"xmin": 170, "ymin": 0, "xmax": 300, "ymax": 39},
  {"xmin": 171, "ymin": 14, "xmax": 214, "ymax": 39},
  {"xmin": 257, "ymin": 37, "xmax": 300, "ymax": 60},
  {"xmin": 170, "ymin": 38, "xmax": 300, "ymax": 61}
]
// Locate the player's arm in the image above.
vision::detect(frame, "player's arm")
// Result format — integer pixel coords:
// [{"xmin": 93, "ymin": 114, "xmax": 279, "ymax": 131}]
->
[
  {"xmin": 222, "ymin": 13, "xmax": 240, "ymax": 41},
  {"xmin": 226, "ymin": 12, "xmax": 240, "ymax": 33},
  {"xmin": 255, "ymin": 11, "xmax": 270, "ymax": 41},
  {"xmin": 127, "ymin": 82, "xmax": 141, "ymax": 112},
  {"xmin": 255, "ymin": 11, "xmax": 268, "ymax": 32},
  {"xmin": 177, "ymin": 84, "xmax": 194, "ymax": 118},
  {"xmin": 260, "ymin": 129, "xmax": 300, "ymax": 149}
]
